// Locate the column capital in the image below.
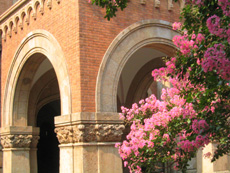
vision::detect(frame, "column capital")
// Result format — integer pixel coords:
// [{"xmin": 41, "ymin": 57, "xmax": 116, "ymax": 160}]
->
[
  {"xmin": 0, "ymin": 126, "xmax": 40, "ymax": 149},
  {"xmin": 54, "ymin": 112, "xmax": 125, "ymax": 144},
  {"xmin": 55, "ymin": 123, "xmax": 125, "ymax": 144},
  {"xmin": 1, "ymin": 134, "xmax": 32, "ymax": 148}
]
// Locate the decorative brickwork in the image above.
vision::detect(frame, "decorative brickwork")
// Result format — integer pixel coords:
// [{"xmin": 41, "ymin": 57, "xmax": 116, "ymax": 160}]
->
[{"xmin": 0, "ymin": 0, "xmax": 62, "ymax": 41}]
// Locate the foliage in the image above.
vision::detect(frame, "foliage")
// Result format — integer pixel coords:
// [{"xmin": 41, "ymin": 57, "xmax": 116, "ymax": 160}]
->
[
  {"xmin": 88, "ymin": 0, "xmax": 128, "ymax": 20},
  {"xmin": 173, "ymin": 0, "xmax": 230, "ymax": 163}
]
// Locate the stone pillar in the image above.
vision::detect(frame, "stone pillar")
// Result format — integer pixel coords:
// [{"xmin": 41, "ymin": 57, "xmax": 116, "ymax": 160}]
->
[
  {"xmin": 197, "ymin": 143, "xmax": 230, "ymax": 173},
  {"xmin": 0, "ymin": 126, "xmax": 39, "ymax": 173},
  {"xmin": 30, "ymin": 135, "xmax": 40, "ymax": 173},
  {"xmin": 55, "ymin": 112, "xmax": 124, "ymax": 173}
]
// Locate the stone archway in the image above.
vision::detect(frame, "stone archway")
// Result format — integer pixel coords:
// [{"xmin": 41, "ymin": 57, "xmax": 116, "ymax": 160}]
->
[
  {"xmin": 2, "ymin": 30, "xmax": 71, "ymax": 127},
  {"xmin": 0, "ymin": 30, "xmax": 72, "ymax": 173},
  {"xmin": 96, "ymin": 19, "xmax": 179, "ymax": 113},
  {"xmin": 96, "ymin": 19, "xmax": 180, "ymax": 173}
]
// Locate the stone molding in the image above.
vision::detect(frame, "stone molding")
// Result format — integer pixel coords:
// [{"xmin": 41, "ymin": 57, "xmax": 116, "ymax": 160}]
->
[
  {"xmin": 0, "ymin": 134, "xmax": 32, "ymax": 148},
  {"xmin": 0, "ymin": 0, "xmax": 61, "ymax": 41},
  {"xmin": 55, "ymin": 124, "xmax": 125, "ymax": 144}
]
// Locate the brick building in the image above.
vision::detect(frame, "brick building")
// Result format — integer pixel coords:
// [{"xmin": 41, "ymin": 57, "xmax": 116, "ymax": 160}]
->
[{"xmin": 0, "ymin": 0, "xmax": 229, "ymax": 172}]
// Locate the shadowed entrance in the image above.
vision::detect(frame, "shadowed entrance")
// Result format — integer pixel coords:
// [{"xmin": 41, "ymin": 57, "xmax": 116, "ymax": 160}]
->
[{"xmin": 37, "ymin": 100, "xmax": 60, "ymax": 173}]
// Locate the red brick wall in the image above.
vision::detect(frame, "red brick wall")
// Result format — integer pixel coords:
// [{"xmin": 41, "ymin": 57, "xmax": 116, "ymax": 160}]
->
[{"xmin": 0, "ymin": 0, "xmax": 181, "ymax": 117}]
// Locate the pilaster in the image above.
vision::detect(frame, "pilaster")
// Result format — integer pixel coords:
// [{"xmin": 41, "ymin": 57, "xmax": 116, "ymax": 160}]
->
[
  {"xmin": 55, "ymin": 112, "xmax": 124, "ymax": 173},
  {"xmin": 0, "ymin": 126, "xmax": 39, "ymax": 173}
]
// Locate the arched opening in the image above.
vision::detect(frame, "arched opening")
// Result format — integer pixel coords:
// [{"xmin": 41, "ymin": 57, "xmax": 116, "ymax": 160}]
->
[
  {"xmin": 117, "ymin": 44, "xmax": 173, "ymax": 173},
  {"xmin": 117, "ymin": 45, "xmax": 172, "ymax": 111},
  {"xmin": 1, "ymin": 30, "xmax": 72, "ymax": 173},
  {"xmin": 12, "ymin": 53, "xmax": 61, "ymax": 172}
]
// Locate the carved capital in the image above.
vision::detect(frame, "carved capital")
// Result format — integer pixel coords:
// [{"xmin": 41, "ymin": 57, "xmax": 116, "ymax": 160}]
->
[
  {"xmin": 55, "ymin": 123, "xmax": 125, "ymax": 144},
  {"xmin": 73, "ymin": 124, "xmax": 97, "ymax": 142},
  {"xmin": 54, "ymin": 126, "xmax": 74, "ymax": 144},
  {"xmin": 0, "ymin": 135, "xmax": 32, "ymax": 148},
  {"xmin": 95, "ymin": 124, "xmax": 125, "ymax": 142}
]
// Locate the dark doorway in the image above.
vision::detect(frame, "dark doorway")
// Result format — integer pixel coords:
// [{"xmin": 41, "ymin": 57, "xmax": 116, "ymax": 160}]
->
[{"xmin": 37, "ymin": 100, "xmax": 60, "ymax": 173}]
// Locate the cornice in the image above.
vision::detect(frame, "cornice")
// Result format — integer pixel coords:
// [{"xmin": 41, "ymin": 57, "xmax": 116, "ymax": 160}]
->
[
  {"xmin": 0, "ymin": 0, "xmax": 61, "ymax": 42},
  {"xmin": 0, "ymin": 0, "xmax": 29, "ymax": 23}
]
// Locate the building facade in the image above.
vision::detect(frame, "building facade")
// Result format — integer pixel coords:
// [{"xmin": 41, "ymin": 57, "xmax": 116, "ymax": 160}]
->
[{"xmin": 0, "ymin": 0, "xmax": 229, "ymax": 172}]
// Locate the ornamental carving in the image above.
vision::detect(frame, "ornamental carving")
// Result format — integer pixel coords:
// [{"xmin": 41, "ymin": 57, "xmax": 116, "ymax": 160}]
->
[
  {"xmin": 73, "ymin": 124, "xmax": 97, "ymax": 142},
  {"xmin": 0, "ymin": 134, "xmax": 32, "ymax": 148},
  {"xmin": 55, "ymin": 124, "xmax": 125, "ymax": 144},
  {"xmin": 95, "ymin": 124, "xmax": 125, "ymax": 142},
  {"xmin": 54, "ymin": 126, "xmax": 74, "ymax": 144}
]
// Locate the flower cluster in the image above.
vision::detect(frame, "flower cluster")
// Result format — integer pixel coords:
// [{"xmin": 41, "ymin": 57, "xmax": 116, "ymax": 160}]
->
[
  {"xmin": 219, "ymin": 0, "xmax": 230, "ymax": 17},
  {"xmin": 207, "ymin": 15, "xmax": 225, "ymax": 38},
  {"xmin": 116, "ymin": 74, "xmax": 210, "ymax": 172},
  {"xmin": 185, "ymin": 0, "xmax": 204, "ymax": 6},
  {"xmin": 202, "ymin": 43, "xmax": 230, "ymax": 80},
  {"xmin": 172, "ymin": 28, "xmax": 205, "ymax": 56}
]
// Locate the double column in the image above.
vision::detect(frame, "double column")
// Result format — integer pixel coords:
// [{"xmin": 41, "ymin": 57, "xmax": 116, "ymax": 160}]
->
[
  {"xmin": 0, "ymin": 126, "xmax": 39, "ymax": 173},
  {"xmin": 54, "ymin": 112, "xmax": 124, "ymax": 173}
]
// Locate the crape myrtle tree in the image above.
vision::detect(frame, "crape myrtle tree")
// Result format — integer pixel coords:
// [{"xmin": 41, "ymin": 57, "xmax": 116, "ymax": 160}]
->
[{"xmin": 89, "ymin": 0, "xmax": 230, "ymax": 172}]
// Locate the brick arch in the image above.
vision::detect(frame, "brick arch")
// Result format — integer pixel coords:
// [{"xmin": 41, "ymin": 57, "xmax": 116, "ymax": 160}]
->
[
  {"xmin": 2, "ymin": 29, "xmax": 71, "ymax": 127},
  {"xmin": 96, "ymin": 19, "xmax": 179, "ymax": 112}
]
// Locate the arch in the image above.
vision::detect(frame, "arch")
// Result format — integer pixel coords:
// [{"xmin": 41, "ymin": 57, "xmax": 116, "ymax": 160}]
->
[
  {"xmin": 2, "ymin": 29, "xmax": 72, "ymax": 127},
  {"xmin": 96, "ymin": 19, "xmax": 179, "ymax": 112}
]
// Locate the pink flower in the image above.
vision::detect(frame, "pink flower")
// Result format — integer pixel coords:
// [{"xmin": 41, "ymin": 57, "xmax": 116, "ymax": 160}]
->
[{"xmin": 172, "ymin": 22, "xmax": 182, "ymax": 30}]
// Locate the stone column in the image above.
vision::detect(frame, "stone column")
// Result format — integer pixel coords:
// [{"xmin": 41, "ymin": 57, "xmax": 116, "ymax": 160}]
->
[
  {"xmin": 0, "ymin": 126, "xmax": 39, "ymax": 173},
  {"xmin": 54, "ymin": 126, "xmax": 74, "ymax": 173},
  {"xmin": 30, "ymin": 135, "xmax": 40, "ymax": 173},
  {"xmin": 197, "ymin": 143, "xmax": 230, "ymax": 173},
  {"xmin": 55, "ymin": 112, "xmax": 124, "ymax": 173}
]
